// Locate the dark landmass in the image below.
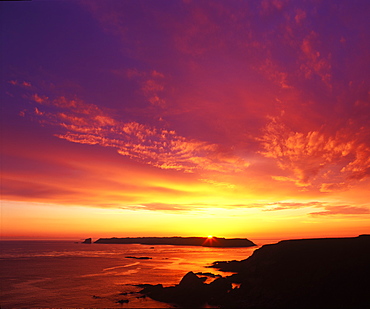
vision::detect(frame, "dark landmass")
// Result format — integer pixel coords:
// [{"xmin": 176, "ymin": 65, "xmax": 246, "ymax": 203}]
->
[
  {"xmin": 195, "ymin": 272, "xmax": 222, "ymax": 279},
  {"xmin": 116, "ymin": 299, "xmax": 129, "ymax": 304},
  {"xmin": 140, "ymin": 235, "xmax": 370, "ymax": 308},
  {"xmin": 94, "ymin": 236, "xmax": 256, "ymax": 247},
  {"xmin": 82, "ymin": 238, "xmax": 92, "ymax": 244},
  {"xmin": 140, "ymin": 271, "xmax": 230, "ymax": 307},
  {"xmin": 125, "ymin": 256, "xmax": 152, "ymax": 260}
]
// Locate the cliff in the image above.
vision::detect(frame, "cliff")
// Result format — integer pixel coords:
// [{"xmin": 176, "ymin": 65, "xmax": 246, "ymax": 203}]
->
[
  {"xmin": 141, "ymin": 235, "xmax": 370, "ymax": 308},
  {"xmin": 94, "ymin": 236, "xmax": 256, "ymax": 247}
]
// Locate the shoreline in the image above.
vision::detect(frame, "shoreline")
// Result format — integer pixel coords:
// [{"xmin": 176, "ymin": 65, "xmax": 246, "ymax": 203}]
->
[{"xmin": 140, "ymin": 234, "xmax": 370, "ymax": 308}]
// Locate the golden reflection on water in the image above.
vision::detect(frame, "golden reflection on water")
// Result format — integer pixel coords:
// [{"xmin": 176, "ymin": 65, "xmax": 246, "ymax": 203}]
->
[{"xmin": 0, "ymin": 241, "xmax": 262, "ymax": 308}]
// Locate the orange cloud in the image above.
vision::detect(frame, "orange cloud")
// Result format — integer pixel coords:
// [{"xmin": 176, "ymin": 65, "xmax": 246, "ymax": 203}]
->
[
  {"xmin": 32, "ymin": 93, "xmax": 48, "ymax": 104},
  {"xmin": 310, "ymin": 205, "xmax": 370, "ymax": 217},
  {"xmin": 259, "ymin": 117, "xmax": 370, "ymax": 187},
  {"xmin": 320, "ymin": 182, "xmax": 349, "ymax": 193}
]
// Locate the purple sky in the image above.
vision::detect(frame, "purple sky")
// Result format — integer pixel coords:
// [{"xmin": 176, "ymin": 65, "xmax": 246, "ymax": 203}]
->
[{"xmin": 1, "ymin": 0, "xmax": 369, "ymax": 238}]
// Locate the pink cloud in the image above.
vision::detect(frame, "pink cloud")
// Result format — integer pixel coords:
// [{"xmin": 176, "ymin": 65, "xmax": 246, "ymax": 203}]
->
[
  {"xmin": 260, "ymin": 0, "xmax": 287, "ymax": 14},
  {"xmin": 300, "ymin": 31, "xmax": 332, "ymax": 86},
  {"xmin": 9, "ymin": 80, "xmax": 32, "ymax": 87},
  {"xmin": 25, "ymin": 89, "xmax": 251, "ymax": 175},
  {"xmin": 259, "ymin": 59, "xmax": 292, "ymax": 89},
  {"xmin": 32, "ymin": 93, "xmax": 48, "ymax": 104},
  {"xmin": 294, "ymin": 9, "xmax": 306, "ymax": 24},
  {"xmin": 121, "ymin": 68, "xmax": 167, "ymax": 108}
]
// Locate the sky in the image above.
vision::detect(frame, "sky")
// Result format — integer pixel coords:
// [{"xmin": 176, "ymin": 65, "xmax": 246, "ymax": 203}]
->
[{"xmin": 1, "ymin": 0, "xmax": 369, "ymax": 240}]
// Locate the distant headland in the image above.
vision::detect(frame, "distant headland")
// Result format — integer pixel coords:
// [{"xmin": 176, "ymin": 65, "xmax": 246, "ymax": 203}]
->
[{"xmin": 89, "ymin": 237, "xmax": 256, "ymax": 247}]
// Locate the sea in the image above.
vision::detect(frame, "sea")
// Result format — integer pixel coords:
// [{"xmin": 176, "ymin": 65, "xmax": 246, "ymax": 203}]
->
[{"xmin": 0, "ymin": 239, "xmax": 277, "ymax": 308}]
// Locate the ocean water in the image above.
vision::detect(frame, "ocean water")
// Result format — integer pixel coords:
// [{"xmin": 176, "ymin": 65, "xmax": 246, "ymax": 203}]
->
[{"xmin": 0, "ymin": 240, "xmax": 271, "ymax": 308}]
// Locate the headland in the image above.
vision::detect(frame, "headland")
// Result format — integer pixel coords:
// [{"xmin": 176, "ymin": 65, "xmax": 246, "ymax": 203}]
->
[{"xmin": 140, "ymin": 234, "xmax": 370, "ymax": 308}]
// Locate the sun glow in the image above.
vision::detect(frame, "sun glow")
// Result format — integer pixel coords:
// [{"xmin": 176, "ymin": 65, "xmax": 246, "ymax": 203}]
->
[{"xmin": 207, "ymin": 235, "xmax": 213, "ymax": 239}]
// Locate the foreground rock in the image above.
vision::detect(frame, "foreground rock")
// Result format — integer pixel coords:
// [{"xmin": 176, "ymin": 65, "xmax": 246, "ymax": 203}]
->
[
  {"xmin": 141, "ymin": 235, "xmax": 370, "ymax": 308},
  {"xmin": 223, "ymin": 234, "xmax": 370, "ymax": 308},
  {"xmin": 94, "ymin": 236, "xmax": 256, "ymax": 247},
  {"xmin": 140, "ymin": 271, "xmax": 232, "ymax": 307}
]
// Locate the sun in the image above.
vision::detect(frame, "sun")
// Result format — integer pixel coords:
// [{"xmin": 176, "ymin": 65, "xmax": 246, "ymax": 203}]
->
[{"xmin": 207, "ymin": 235, "xmax": 213, "ymax": 239}]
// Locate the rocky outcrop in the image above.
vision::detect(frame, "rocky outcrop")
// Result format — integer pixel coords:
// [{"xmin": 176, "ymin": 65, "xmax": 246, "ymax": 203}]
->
[
  {"xmin": 94, "ymin": 236, "xmax": 256, "ymax": 247},
  {"xmin": 141, "ymin": 235, "xmax": 370, "ymax": 308},
  {"xmin": 82, "ymin": 238, "xmax": 92, "ymax": 244},
  {"xmin": 219, "ymin": 234, "xmax": 370, "ymax": 308},
  {"xmin": 116, "ymin": 299, "xmax": 129, "ymax": 304},
  {"xmin": 195, "ymin": 271, "xmax": 222, "ymax": 278},
  {"xmin": 140, "ymin": 271, "xmax": 232, "ymax": 307}
]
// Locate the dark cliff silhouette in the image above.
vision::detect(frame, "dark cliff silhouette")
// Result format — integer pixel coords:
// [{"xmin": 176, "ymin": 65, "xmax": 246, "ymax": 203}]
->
[
  {"xmin": 94, "ymin": 236, "xmax": 256, "ymax": 247},
  {"xmin": 140, "ymin": 235, "xmax": 370, "ymax": 308},
  {"xmin": 82, "ymin": 238, "xmax": 92, "ymax": 244}
]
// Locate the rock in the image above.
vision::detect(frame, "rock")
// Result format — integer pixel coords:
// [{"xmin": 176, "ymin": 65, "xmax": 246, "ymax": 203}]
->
[
  {"xmin": 136, "ymin": 294, "xmax": 146, "ymax": 299},
  {"xmin": 178, "ymin": 271, "xmax": 207, "ymax": 290},
  {"xmin": 140, "ymin": 272, "xmax": 221, "ymax": 306},
  {"xmin": 170, "ymin": 272, "xmax": 209, "ymax": 306},
  {"xmin": 116, "ymin": 299, "xmax": 129, "ymax": 304},
  {"xmin": 140, "ymin": 274, "xmax": 206, "ymax": 305},
  {"xmin": 223, "ymin": 235, "xmax": 370, "ymax": 308},
  {"xmin": 82, "ymin": 238, "xmax": 92, "ymax": 244},
  {"xmin": 209, "ymin": 259, "xmax": 245, "ymax": 272},
  {"xmin": 195, "ymin": 271, "xmax": 222, "ymax": 278},
  {"xmin": 125, "ymin": 256, "xmax": 152, "ymax": 260},
  {"xmin": 208, "ymin": 277, "xmax": 233, "ymax": 305},
  {"xmin": 140, "ymin": 284, "xmax": 167, "ymax": 302},
  {"xmin": 140, "ymin": 284, "xmax": 164, "ymax": 294},
  {"xmin": 209, "ymin": 277, "xmax": 232, "ymax": 294}
]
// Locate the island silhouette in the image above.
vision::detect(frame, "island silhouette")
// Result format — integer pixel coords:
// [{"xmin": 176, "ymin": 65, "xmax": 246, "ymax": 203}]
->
[{"xmin": 91, "ymin": 236, "xmax": 256, "ymax": 247}]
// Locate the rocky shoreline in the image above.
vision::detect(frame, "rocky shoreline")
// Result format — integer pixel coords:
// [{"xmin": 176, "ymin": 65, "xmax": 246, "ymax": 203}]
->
[{"xmin": 140, "ymin": 235, "xmax": 370, "ymax": 308}]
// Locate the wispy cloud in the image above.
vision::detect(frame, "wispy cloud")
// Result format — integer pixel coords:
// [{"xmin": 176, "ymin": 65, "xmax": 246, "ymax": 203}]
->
[
  {"xmin": 25, "ymin": 90, "xmax": 250, "ymax": 175},
  {"xmin": 9, "ymin": 80, "xmax": 32, "ymax": 88},
  {"xmin": 300, "ymin": 31, "xmax": 332, "ymax": 87},
  {"xmin": 310, "ymin": 205, "xmax": 370, "ymax": 217},
  {"xmin": 259, "ymin": 117, "xmax": 370, "ymax": 187},
  {"xmin": 121, "ymin": 203, "xmax": 192, "ymax": 212},
  {"xmin": 262, "ymin": 201, "xmax": 325, "ymax": 211},
  {"xmin": 121, "ymin": 69, "xmax": 167, "ymax": 108}
]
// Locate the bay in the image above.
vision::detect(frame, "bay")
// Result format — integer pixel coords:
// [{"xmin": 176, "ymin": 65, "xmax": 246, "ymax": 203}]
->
[{"xmin": 0, "ymin": 240, "xmax": 274, "ymax": 308}]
